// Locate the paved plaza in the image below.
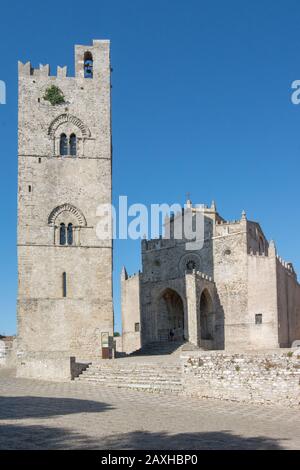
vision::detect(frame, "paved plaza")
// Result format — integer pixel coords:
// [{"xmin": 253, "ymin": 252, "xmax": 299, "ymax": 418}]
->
[{"xmin": 0, "ymin": 368, "xmax": 299, "ymax": 450}]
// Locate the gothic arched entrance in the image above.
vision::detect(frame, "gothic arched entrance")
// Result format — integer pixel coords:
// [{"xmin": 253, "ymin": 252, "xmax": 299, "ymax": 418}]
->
[{"xmin": 157, "ymin": 289, "xmax": 185, "ymax": 342}]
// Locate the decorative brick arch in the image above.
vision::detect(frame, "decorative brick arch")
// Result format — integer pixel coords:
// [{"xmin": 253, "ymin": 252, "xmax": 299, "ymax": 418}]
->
[
  {"xmin": 48, "ymin": 203, "xmax": 87, "ymax": 226},
  {"xmin": 48, "ymin": 113, "xmax": 91, "ymax": 139}
]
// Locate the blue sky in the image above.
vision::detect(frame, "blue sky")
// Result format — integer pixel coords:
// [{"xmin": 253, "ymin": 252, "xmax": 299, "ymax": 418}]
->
[{"xmin": 1, "ymin": 0, "xmax": 300, "ymax": 334}]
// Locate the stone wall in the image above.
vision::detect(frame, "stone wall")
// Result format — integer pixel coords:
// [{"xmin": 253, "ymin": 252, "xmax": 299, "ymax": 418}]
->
[
  {"xmin": 246, "ymin": 250, "xmax": 279, "ymax": 349},
  {"xmin": 121, "ymin": 272, "xmax": 141, "ymax": 354},
  {"xmin": 16, "ymin": 352, "xmax": 89, "ymax": 381},
  {"xmin": 276, "ymin": 258, "xmax": 300, "ymax": 347},
  {"xmin": 181, "ymin": 350, "xmax": 300, "ymax": 407},
  {"xmin": 0, "ymin": 338, "xmax": 17, "ymax": 367},
  {"xmin": 213, "ymin": 218, "xmax": 250, "ymax": 349}
]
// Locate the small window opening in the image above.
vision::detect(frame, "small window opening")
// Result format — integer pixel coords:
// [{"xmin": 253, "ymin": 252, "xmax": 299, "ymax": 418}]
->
[
  {"xmin": 28, "ymin": 185, "xmax": 32, "ymax": 193},
  {"xmin": 255, "ymin": 314, "xmax": 262, "ymax": 325},
  {"xmin": 38, "ymin": 158, "xmax": 41, "ymax": 163},
  {"xmin": 134, "ymin": 322, "xmax": 140, "ymax": 332},
  {"xmin": 62, "ymin": 272, "xmax": 67, "ymax": 297},
  {"xmin": 84, "ymin": 51, "xmax": 93, "ymax": 78}
]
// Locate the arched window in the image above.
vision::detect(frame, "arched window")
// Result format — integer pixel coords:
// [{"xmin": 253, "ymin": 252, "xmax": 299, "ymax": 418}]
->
[
  {"xmin": 67, "ymin": 223, "xmax": 73, "ymax": 245},
  {"xmin": 259, "ymin": 237, "xmax": 264, "ymax": 255},
  {"xmin": 60, "ymin": 133, "xmax": 68, "ymax": 156},
  {"xmin": 186, "ymin": 260, "xmax": 196, "ymax": 271},
  {"xmin": 84, "ymin": 51, "xmax": 93, "ymax": 78},
  {"xmin": 60, "ymin": 223, "xmax": 66, "ymax": 245},
  {"xmin": 69, "ymin": 134, "xmax": 77, "ymax": 156}
]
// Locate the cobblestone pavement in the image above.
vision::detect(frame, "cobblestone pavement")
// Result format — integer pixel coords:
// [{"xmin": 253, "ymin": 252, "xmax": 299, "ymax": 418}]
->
[{"xmin": 0, "ymin": 368, "xmax": 299, "ymax": 450}]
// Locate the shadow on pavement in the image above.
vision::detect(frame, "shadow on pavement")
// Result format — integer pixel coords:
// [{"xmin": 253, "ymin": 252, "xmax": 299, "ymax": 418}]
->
[
  {"xmin": 0, "ymin": 396, "xmax": 113, "ymax": 420},
  {"xmin": 0, "ymin": 426, "xmax": 285, "ymax": 450}
]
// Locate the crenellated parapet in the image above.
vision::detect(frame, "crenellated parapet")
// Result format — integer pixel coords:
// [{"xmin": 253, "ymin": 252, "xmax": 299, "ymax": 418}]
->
[
  {"xmin": 216, "ymin": 219, "xmax": 242, "ymax": 226},
  {"xmin": 187, "ymin": 269, "xmax": 214, "ymax": 283},
  {"xmin": 122, "ymin": 270, "xmax": 141, "ymax": 282},
  {"xmin": 18, "ymin": 61, "xmax": 68, "ymax": 78},
  {"xmin": 248, "ymin": 249, "xmax": 296, "ymax": 276},
  {"xmin": 248, "ymin": 250, "xmax": 268, "ymax": 257},
  {"xmin": 276, "ymin": 255, "xmax": 296, "ymax": 275}
]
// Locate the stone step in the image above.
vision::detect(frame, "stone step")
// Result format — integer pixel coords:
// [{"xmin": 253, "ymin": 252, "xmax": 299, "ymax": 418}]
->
[
  {"xmin": 130, "ymin": 341, "xmax": 185, "ymax": 356},
  {"xmin": 79, "ymin": 371, "xmax": 182, "ymax": 380},
  {"xmin": 77, "ymin": 374, "xmax": 181, "ymax": 382},
  {"xmin": 75, "ymin": 357, "xmax": 184, "ymax": 395},
  {"xmin": 77, "ymin": 379, "xmax": 182, "ymax": 388},
  {"xmin": 83, "ymin": 368, "xmax": 181, "ymax": 375},
  {"xmin": 77, "ymin": 373, "xmax": 182, "ymax": 382},
  {"xmin": 88, "ymin": 364, "xmax": 182, "ymax": 370},
  {"xmin": 81, "ymin": 371, "xmax": 180, "ymax": 376},
  {"xmin": 86, "ymin": 370, "xmax": 181, "ymax": 376},
  {"xmin": 77, "ymin": 377, "xmax": 183, "ymax": 390}
]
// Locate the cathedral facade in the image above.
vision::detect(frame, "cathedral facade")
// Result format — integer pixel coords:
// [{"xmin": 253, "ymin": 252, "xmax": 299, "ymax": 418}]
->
[{"xmin": 121, "ymin": 201, "xmax": 300, "ymax": 353}]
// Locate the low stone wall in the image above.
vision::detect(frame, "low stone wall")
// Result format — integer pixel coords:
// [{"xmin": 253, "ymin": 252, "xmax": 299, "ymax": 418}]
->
[
  {"xmin": 0, "ymin": 340, "xmax": 6, "ymax": 366},
  {"xmin": 181, "ymin": 350, "xmax": 300, "ymax": 407},
  {"xmin": 16, "ymin": 352, "xmax": 88, "ymax": 381},
  {"xmin": 0, "ymin": 338, "xmax": 17, "ymax": 368},
  {"xmin": 114, "ymin": 336, "xmax": 123, "ymax": 354}
]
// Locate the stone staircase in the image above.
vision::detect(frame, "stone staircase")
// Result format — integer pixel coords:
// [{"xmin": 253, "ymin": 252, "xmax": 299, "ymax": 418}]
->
[
  {"xmin": 130, "ymin": 340, "xmax": 185, "ymax": 357},
  {"xmin": 75, "ymin": 359, "xmax": 183, "ymax": 395}
]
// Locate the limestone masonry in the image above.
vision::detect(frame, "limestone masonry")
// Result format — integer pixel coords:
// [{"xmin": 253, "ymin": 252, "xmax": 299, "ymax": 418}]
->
[{"xmin": 17, "ymin": 40, "xmax": 114, "ymax": 377}]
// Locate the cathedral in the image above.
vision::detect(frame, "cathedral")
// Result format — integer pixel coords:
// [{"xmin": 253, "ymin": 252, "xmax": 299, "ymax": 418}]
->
[
  {"xmin": 121, "ymin": 200, "xmax": 300, "ymax": 353},
  {"xmin": 16, "ymin": 41, "xmax": 300, "ymax": 378}
]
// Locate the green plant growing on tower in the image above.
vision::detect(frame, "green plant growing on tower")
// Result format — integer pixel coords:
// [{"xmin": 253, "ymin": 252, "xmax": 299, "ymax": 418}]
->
[{"xmin": 43, "ymin": 85, "xmax": 65, "ymax": 105}]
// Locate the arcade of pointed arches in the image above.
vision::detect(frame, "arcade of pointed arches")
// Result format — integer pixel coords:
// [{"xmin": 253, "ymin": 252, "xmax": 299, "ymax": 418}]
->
[{"xmin": 156, "ymin": 285, "xmax": 215, "ymax": 346}]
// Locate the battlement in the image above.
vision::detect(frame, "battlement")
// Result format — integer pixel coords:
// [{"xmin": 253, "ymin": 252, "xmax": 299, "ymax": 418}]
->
[
  {"xmin": 276, "ymin": 255, "xmax": 295, "ymax": 274},
  {"xmin": 216, "ymin": 219, "xmax": 242, "ymax": 226},
  {"xmin": 18, "ymin": 39, "xmax": 110, "ymax": 79},
  {"xmin": 18, "ymin": 61, "xmax": 69, "ymax": 78},
  {"xmin": 248, "ymin": 250, "xmax": 296, "ymax": 276},
  {"xmin": 248, "ymin": 251, "xmax": 268, "ymax": 258},
  {"xmin": 123, "ymin": 271, "xmax": 141, "ymax": 281},
  {"xmin": 191, "ymin": 270, "xmax": 214, "ymax": 282}
]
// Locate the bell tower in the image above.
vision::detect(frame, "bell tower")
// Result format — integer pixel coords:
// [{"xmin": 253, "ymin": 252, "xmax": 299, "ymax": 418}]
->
[{"xmin": 17, "ymin": 40, "xmax": 113, "ymax": 371}]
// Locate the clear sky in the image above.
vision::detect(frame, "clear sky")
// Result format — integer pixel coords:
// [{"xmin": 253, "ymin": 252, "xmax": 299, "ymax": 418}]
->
[{"xmin": 1, "ymin": 0, "xmax": 300, "ymax": 335}]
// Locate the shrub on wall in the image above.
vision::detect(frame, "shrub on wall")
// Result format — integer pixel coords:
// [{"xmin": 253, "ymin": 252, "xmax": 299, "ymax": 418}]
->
[{"xmin": 43, "ymin": 85, "xmax": 65, "ymax": 105}]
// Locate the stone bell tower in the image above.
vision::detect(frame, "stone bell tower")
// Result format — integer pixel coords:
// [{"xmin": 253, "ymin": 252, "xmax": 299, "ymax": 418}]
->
[{"xmin": 17, "ymin": 40, "xmax": 114, "ymax": 371}]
